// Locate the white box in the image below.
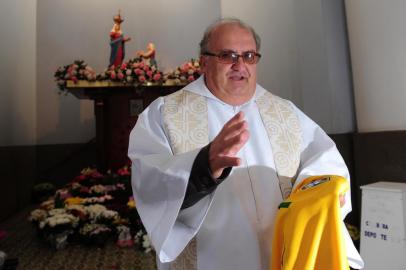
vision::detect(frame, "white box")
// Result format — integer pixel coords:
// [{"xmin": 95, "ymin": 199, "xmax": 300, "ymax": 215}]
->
[{"xmin": 360, "ymin": 182, "xmax": 406, "ymax": 270}]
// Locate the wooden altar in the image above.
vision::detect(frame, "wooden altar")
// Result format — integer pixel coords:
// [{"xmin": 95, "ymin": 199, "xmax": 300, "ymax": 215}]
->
[{"xmin": 66, "ymin": 81, "xmax": 183, "ymax": 171}]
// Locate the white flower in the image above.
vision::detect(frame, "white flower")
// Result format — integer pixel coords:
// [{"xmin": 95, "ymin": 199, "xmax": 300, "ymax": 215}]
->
[
  {"xmin": 127, "ymin": 76, "xmax": 133, "ymax": 83},
  {"xmin": 40, "ymin": 199, "xmax": 55, "ymax": 210},
  {"xmin": 89, "ymin": 185, "xmax": 106, "ymax": 194},
  {"xmin": 85, "ymin": 204, "xmax": 118, "ymax": 221},
  {"xmin": 71, "ymin": 182, "xmax": 81, "ymax": 189},
  {"xmin": 49, "ymin": 208, "xmax": 67, "ymax": 216},
  {"xmin": 142, "ymin": 234, "xmax": 153, "ymax": 253},
  {"xmin": 126, "ymin": 69, "xmax": 132, "ymax": 76},
  {"xmin": 39, "ymin": 212, "xmax": 79, "ymax": 229},
  {"xmin": 29, "ymin": 209, "xmax": 47, "ymax": 222}
]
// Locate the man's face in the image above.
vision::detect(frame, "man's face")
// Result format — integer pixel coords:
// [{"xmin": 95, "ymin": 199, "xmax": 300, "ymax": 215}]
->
[{"xmin": 201, "ymin": 24, "xmax": 258, "ymax": 105}]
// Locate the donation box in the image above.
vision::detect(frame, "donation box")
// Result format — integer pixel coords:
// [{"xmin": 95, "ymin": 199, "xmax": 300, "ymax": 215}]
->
[{"xmin": 360, "ymin": 182, "xmax": 406, "ymax": 270}]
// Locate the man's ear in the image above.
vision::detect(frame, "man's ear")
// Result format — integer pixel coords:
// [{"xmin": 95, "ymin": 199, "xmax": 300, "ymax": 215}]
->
[{"xmin": 199, "ymin": 55, "xmax": 206, "ymax": 73}]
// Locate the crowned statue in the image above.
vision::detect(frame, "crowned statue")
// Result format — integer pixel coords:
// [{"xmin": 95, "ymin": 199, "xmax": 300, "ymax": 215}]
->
[{"xmin": 109, "ymin": 10, "xmax": 131, "ymax": 67}]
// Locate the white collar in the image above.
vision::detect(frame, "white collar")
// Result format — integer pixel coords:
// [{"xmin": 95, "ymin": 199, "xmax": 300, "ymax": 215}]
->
[{"xmin": 182, "ymin": 75, "xmax": 268, "ymax": 106}]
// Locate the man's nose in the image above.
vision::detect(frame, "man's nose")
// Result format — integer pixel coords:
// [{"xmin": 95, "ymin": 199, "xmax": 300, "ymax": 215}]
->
[{"xmin": 231, "ymin": 56, "xmax": 245, "ymax": 70}]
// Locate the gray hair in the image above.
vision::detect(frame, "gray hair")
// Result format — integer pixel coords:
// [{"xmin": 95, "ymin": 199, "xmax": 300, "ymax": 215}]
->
[{"xmin": 199, "ymin": 18, "xmax": 261, "ymax": 55}]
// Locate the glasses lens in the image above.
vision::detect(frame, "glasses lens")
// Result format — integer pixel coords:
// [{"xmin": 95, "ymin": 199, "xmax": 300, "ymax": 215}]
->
[
  {"xmin": 218, "ymin": 51, "xmax": 235, "ymax": 63},
  {"xmin": 243, "ymin": 52, "xmax": 258, "ymax": 64},
  {"xmin": 212, "ymin": 51, "xmax": 260, "ymax": 64}
]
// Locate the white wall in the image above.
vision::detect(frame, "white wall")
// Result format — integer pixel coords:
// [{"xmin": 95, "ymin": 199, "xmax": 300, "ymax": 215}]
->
[
  {"xmin": 36, "ymin": 0, "xmax": 220, "ymax": 144},
  {"xmin": 346, "ymin": 0, "xmax": 406, "ymax": 132},
  {"xmin": 0, "ymin": 0, "xmax": 37, "ymax": 146},
  {"xmin": 0, "ymin": 0, "xmax": 356, "ymax": 147},
  {"xmin": 222, "ymin": 0, "xmax": 355, "ymax": 133}
]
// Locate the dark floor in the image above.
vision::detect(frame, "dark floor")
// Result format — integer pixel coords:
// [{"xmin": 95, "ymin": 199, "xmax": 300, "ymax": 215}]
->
[{"xmin": 0, "ymin": 207, "xmax": 156, "ymax": 270}]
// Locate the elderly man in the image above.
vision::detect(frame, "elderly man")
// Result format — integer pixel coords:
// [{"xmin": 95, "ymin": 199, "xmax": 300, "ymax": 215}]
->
[{"xmin": 128, "ymin": 18, "xmax": 362, "ymax": 270}]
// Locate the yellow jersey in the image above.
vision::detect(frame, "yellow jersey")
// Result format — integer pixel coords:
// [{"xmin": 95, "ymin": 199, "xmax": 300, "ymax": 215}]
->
[{"xmin": 270, "ymin": 175, "xmax": 349, "ymax": 270}]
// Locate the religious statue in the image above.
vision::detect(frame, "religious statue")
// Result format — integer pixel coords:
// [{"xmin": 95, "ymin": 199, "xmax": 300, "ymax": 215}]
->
[
  {"xmin": 109, "ymin": 10, "xmax": 131, "ymax": 68},
  {"xmin": 136, "ymin": 42, "xmax": 157, "ymax": 67}
]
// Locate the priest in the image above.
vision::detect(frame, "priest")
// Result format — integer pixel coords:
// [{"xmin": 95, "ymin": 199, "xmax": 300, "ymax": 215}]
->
[{"xmin": 128, "ymin": 18, "xmax": 363, "ymax": 270}]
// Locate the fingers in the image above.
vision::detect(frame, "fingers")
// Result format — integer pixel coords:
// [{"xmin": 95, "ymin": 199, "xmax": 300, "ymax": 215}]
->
[
  {"xmin": 223, "ymin": 111, "xmax": 245, "ymax": 131},
  {"xmin": 222, "ymin": 129, "xmax": 250, "ymax": 155},
  {"xmin": 209, "ymin": 112, "xmax": 250, "ymax": 178}
]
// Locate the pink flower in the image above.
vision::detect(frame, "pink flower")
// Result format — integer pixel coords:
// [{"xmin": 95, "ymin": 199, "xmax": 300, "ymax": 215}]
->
[
  {"xmin": 71, "ymin": 76, "xmax": 78, "ymax": 83},
  {"xmin": 91, "ymin": 171, "xmax": 104, "ymax": 178},
  {"xmin": 139, "ymin": 62, "xmax": 145, "ymax": 68},
  {"xmin": 187, "ymin": 75, "xmax": 195, "ymax": 82},
  {"xmin": 143, "ymin": 65, "xmax": 150, "ymax": 72},
  {"xmin": 181, "ymin": 63, "xmax": 190, "ymax": 73},
  {"xmin": 118, "ymin": 72, "xmax": 124, "ymax": 80},
  {"xmin": 134, "ymin": 68, "xmax": 142, "ymax": 75},
  {"xmin": 110, "ymin": 71, "xmax": 116, "ymax": 80},
  {"xmin": 146, "ymin": 70, "xmax": 153, "ymax": 78},
  {"xmin": 120, "ymin": 63, "xmax": 127, "ymax": 70},
  {"xmin": 153, "ymin": 73, "xmax": 162, "ymax": 81},
  {"xmin": 138, "ymin": 75, "xmax": 146, "ymax": 83}
]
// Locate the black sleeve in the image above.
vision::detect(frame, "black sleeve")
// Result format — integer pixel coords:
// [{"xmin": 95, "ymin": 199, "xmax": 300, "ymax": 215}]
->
[{"xmin": 180, "ymin": 143, "xmax": 232, "ymax": 209}]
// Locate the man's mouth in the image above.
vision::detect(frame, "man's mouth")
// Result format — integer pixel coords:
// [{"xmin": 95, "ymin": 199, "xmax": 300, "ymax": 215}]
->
[{"xmin": 229, "ymin": 74, "xmax": 246, "ymax": 81}]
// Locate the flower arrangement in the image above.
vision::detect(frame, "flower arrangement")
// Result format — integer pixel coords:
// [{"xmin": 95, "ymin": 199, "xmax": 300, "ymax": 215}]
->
[
  {"xmin": 54, "ymin": 58, "xmax": 201, "ymax": 91},
  {"xmin": 28, "ymin": 166, "xmax": 152, "ymax": 252},
  {"xmin": 96, "ymin": 57, "xmax": 164, "ymax": 86},
  {"xmin": 164, "ymin": 58, "xmax": 201, "ymax": 85},
  {"xmin": 54, "ymin": 60, "xmax": 97, "ymax": 92}
]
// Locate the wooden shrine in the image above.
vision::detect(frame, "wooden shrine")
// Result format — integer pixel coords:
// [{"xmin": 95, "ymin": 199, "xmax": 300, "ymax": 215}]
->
[{"xmin": 66, "ymin": 80, "xmax": 183, "ymax": 171}]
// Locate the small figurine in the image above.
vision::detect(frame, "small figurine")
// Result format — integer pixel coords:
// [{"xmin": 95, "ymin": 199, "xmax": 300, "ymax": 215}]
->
[
  {"xmin": 109, "ymin": 10, "xmax": 131, "ymax": 68},
  {"xmin": 136, "ymin": 42, "xmax": 157, "ymax": 66}
]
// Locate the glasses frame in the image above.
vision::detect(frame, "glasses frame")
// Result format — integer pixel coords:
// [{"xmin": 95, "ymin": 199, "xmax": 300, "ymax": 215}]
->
[{"xmin": 203, "ymin": 50, "xmax": 261, "ymax": 65}]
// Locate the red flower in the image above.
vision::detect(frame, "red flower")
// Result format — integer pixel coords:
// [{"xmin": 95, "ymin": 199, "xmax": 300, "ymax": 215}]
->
[
  {"xmin": 120, "ymin": 63, "xmax": 127, "ymax": 70},
  {"xmin": 75, "ymin": 174, "xmax": 87, "ymax": 181},
  {"xmin": 187, "ymin": 75, "xmax": 195, "ymax": 82},
  {"xmin": 71, "ymin": 76, "xmax": 78, "ymax": 83},
  {"xmin": 153, "ymin": 73, "xmax": 162, "ymax": 81},
  {"xmin": 80, "ymin": 186, "xmax": 90, "ymax": 193},
  {"xmin": 117, "ymin": 166, "xmax": 131, "ymax": 176},
  {"xmin": 139, "ymin": 75, "xmax": 146, "ymax": 83}
]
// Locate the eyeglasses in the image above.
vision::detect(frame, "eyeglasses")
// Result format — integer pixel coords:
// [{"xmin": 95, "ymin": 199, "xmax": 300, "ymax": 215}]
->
[{"xmin": 203, "ymin": 50, "xmax": 261, "ymax": 65}]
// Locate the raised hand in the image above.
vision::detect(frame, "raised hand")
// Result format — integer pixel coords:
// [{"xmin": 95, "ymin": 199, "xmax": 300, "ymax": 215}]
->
[{"xmin": 209, "ymin": 111, "xmax": 250, "ymax": 178}]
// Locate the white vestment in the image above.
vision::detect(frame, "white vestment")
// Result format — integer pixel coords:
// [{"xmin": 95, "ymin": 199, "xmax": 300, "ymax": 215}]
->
[{"xmin": 128, "ymin": 76, "xmax": 363, "ymax": 270}]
